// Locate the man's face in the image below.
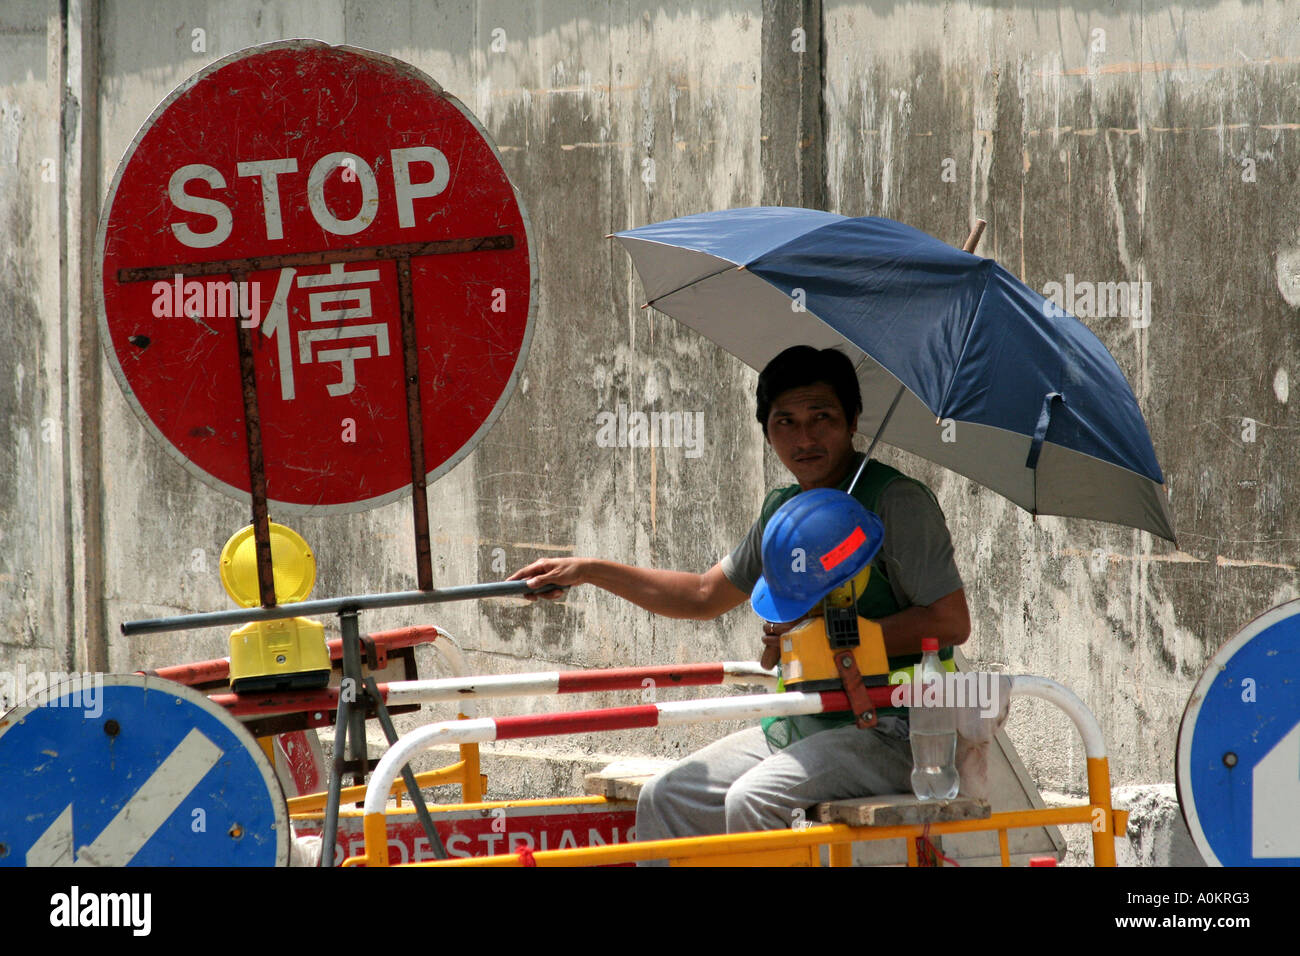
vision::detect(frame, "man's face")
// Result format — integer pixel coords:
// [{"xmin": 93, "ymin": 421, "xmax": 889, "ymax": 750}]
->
[{"xmin": 765, "ymin": 383, "xmax": 860, "ymax": 489}]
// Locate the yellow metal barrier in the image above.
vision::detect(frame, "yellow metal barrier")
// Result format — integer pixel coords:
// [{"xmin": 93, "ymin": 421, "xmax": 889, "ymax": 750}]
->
[
  {"xmin": 342, "ymin": 674, "xmax": 1127, "ymax": 868},
  {"xmin": 1087, "ymin": 756, "xmax": 1116, "ymax": 867},
  {"xmin": 326, "ymin": 801, "xmax": 1125, "ymax": 867},
  {"xmin": 354, "ymin": 744, "xmax": 1122, "ymax": 867},
  {"xmin": 392, "ymin": 805, "xmax": 1121, "ymax": 867},
  {"xmin": 288, "ymin": 760, "xmax": 476, "ymax": 814},
  {"xmin": 318, "ymin": 782, "xmax": 1131, "ymax": 868},
  {"xmin": 293, "ymin": 793, "xmax": 617, "ymax": 824},
  {"xmin": 289, "ymin": 713, "xmax": 485, "ymax": 815}
]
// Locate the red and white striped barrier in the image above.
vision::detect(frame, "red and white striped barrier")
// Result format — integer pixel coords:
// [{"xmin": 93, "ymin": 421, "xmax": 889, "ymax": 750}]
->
[
  {"xmin": 213, "ymin": 661, "xmax": 778, "ymax": 717},
  {"xmin": 361, "ymin": 686, "xmax": 873, "ymax": 821},
  {"xmin": 353, "ymin": 676, "xmax": 1111, "ymax": 867}
]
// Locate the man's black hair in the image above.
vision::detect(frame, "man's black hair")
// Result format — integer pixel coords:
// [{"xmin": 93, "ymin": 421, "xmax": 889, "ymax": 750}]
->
[{"xmin": 756, "ymin": 346, "xmax": 863, "ymax": 436}]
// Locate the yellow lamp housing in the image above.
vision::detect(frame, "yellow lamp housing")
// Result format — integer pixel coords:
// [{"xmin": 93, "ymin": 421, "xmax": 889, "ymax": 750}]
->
[
  {"xmin": 778, "ymin": 615, "xmax": 890, "ymax": 691},
  {"xmin": 220, "ymin": 521, "xmax": 330, "ymax": 694},
  {"xmin": 219, "ymin": 522, "xmax": 317, "ymax": 608},
  {"xmin": 229, "ymin": 616, "xmax": 332, "ymax": 694}
]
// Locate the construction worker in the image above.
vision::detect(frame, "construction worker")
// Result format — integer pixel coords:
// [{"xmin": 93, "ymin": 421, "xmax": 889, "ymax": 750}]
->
[{"xmin": 508, "ymin": 345, "xmax": 969, "ymax": 845}]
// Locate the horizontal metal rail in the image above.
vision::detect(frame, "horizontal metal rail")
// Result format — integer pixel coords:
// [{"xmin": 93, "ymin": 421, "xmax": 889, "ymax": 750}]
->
[
  {"xmin": 288, "ymin": 757, "xmax": 476, "ymax": 815},
  {"xmin": 117, "ymin": 235, "xmax": 516, "ymax": 282},
  {"xmin": 213, "ymin": 661, "xmax": 779, "ymax": 717},
  {"xmin": 120, "ymin": 581, "xmax": 559, "ymax": 635}
]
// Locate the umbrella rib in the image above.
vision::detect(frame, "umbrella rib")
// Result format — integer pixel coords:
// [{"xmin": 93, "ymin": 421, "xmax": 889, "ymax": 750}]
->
[
  {"xmin": 935, "ymin": 259, "xmax": 997, "ymax": 421},
  {"xmin": 641, "ymin": 264, "xmax": 743, "ymax": 310}
]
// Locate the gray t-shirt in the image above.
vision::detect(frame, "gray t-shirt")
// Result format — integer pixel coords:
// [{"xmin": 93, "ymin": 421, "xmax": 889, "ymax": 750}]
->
[{"xmin": 720, "ymin": 478, "xmax": 964, "ymax": 611}]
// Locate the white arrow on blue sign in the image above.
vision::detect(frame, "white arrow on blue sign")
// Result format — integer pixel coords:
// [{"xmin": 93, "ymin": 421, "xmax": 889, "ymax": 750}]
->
[
  {"xmin": 1177, "ymin": 598, "xmax": 1300, "ymax": 866},
  {"xmin": 0, "ymin": 674, "xmax": 287, "ymax": 867}
]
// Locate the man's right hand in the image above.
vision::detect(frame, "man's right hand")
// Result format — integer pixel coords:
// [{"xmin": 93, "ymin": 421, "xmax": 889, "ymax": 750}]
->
[
  {"xmin": 760, "ymin": 619, "xmax": 800, "ymax": 670},
  {"xmin": 507, "ymin": 557, "xmax": 586, "ymax": 601},
  {"xmin": 505, "ymin": 559, "xmax": 748, "ymax": 621}
]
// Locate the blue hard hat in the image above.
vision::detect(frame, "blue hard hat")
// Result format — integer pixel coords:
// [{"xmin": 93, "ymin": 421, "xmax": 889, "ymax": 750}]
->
[{"xmin": 751, "ymin": 488, "xmax": 885, "ymax": 623}]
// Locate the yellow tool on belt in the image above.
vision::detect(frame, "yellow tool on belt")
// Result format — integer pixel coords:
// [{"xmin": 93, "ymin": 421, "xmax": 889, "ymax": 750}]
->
[{"xmin": 777, "ymin": 565, "xmax": 889, "ymax": 690}]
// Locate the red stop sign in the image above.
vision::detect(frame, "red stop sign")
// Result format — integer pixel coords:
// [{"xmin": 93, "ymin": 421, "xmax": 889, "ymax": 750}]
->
[{"xmin": 96, "ymin": 41, "xmax": 534, "ymax": 514}]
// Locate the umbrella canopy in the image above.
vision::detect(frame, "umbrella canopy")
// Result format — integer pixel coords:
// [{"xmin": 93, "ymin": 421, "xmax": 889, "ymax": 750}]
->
[{"xmin": 612, "ymin": 207, "xmax": 1176, "ymax": 543}]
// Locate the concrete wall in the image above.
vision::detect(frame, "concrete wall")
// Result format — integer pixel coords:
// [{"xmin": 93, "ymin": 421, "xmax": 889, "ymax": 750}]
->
[
  {"xmin": 4, "ymin": 0, "xmax": 1298, "ymax": 817},
  {"xmin": 816, "ymin": 0, "xmax": 1300, "ymax": 795}
]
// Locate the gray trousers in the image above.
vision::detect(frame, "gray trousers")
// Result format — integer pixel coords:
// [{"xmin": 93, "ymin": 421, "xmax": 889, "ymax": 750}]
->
[{"xmin": 635, "ymin": 717, "xmax": 914, "ymax": 855}]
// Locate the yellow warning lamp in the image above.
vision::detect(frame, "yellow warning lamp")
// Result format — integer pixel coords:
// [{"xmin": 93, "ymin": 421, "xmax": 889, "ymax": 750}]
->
[{"xmin": 220, "ymin": 522, "xmax": 332, "ymax": 694}]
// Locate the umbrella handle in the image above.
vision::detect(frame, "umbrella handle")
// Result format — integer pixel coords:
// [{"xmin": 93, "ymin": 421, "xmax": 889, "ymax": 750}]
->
[{"xmin": 962, "ymin": 219, "xmax": 987, "ymax": 254}]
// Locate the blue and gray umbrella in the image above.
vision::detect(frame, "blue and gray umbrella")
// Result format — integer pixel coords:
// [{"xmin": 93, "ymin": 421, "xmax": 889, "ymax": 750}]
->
[{"xmin": 612, "ymin": 207, "xmax": 1176, "ymax": 542}]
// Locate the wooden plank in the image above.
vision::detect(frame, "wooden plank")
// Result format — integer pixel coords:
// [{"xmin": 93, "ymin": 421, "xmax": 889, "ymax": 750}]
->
[
  {"xmin": 583, "ymin": 772, "xmax": 655, "ymax": 801},
  {"xmin": 814, "ymin": 794, "xmax": 991, "ymax": 827},
  {"xmin": 583, "ymin": 758, "xmax": 675, "ymax": 801}
]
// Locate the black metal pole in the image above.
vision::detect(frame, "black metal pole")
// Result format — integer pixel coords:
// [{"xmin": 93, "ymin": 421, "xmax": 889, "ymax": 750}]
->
[
  {"xmin": 121, "ymin": 580, "xmax": 563, "ymax": 635},
  {"xmin": 319, "ymin": 697, "xmax": 350, "ymax": 868},
  {"xmin": 364, "ymin": 677, "xmax": 449, "ymax": 861},
  {"xmin": 339, "ymin": 610, "xmax": 368, "ymax": 793}
]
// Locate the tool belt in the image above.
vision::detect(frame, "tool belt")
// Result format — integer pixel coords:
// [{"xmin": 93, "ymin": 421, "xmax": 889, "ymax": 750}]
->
[{"xmin": 778, "ymin": 606, "xmax": 890, "ymax": 728}]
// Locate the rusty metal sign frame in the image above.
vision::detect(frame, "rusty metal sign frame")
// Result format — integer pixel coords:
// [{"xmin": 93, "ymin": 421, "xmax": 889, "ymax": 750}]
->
[{"xmin": 100, "ymin": 41, "xmax": 542, "ymax": 866}]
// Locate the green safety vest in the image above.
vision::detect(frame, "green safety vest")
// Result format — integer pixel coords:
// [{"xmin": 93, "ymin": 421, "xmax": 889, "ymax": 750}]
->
[{"xmin": 757, "ymin": 456, "xmax": 955, "ymax": 745}]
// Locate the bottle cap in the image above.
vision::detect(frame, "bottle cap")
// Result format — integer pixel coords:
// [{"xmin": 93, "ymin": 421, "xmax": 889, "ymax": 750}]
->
[{"xmin": 921, "ymin": 637, "xmax": 939, "ymax": 652}]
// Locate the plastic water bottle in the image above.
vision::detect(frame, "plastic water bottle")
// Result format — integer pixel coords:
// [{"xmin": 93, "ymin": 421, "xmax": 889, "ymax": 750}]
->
[{"xmin": 909, "ymin": 637, "xmax": 959, "ymax": 801}]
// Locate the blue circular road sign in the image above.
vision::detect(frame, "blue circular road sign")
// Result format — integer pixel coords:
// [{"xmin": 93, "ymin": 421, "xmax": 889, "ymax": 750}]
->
[
  {"xmin": 0, "ymin": 674, "xmax": 287, "ymax": 866},
  {"xmin": 1177, "ymin": 599, "xmax": 1300, "ymax": 866}
]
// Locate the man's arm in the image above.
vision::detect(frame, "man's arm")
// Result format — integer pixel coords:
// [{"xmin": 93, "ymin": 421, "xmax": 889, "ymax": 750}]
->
[
  {"xmin": 506, "ymin": 557, "xmax": 750, "ymax": 621},
  {"xmin": 877, "ymin": 587, "xmax": 970, "ymax": 658},
  {"xmin": 872, "ymin": 480, "xmax": 970, "ymax": 658}
]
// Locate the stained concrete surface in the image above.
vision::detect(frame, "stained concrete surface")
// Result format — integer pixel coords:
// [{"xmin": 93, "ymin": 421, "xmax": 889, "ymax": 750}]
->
[{"xmin": 4, "ymin": 1, "xmax": 1298, "ymax": 863}]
